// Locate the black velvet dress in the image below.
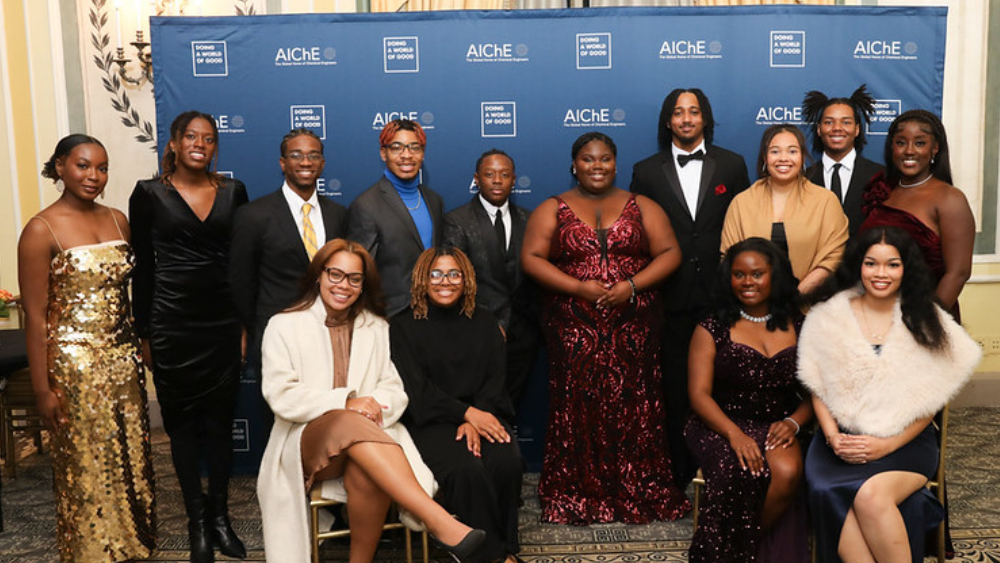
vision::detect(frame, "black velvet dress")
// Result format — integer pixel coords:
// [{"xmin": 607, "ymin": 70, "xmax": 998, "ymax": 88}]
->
[
  {"xmin": 130, "ymin": 178, "xmax": 248, "ymax": 426},
  {"xmin": 390, "ymin": 304, "xmax": 523, "ymax": 563}
]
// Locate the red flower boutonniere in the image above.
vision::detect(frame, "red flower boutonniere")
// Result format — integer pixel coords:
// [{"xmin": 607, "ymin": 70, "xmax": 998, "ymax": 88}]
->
[{"xmin": 714, "ymin": 184, "xmax": 727, "ymax": 196}]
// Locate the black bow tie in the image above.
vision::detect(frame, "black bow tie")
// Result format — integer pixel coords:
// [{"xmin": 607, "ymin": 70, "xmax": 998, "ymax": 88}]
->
[{"xmin": 677, "ymin": 150, "xmax": 705, "ymax": 167}]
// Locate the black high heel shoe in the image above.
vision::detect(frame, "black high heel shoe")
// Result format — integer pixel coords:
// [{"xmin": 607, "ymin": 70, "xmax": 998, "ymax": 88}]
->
[{"xmin": 434, "ymin": 528, "xmax": 486, "ymax": 563}]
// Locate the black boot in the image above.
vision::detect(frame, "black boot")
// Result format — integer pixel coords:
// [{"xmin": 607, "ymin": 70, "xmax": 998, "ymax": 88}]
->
[
  {"xmin": 185, "ymin": 494, "xmax": 214, "ymax": 563},
  {"xmin": 209, "ymin": 492, "xmax": 247, "ymax": 559}
]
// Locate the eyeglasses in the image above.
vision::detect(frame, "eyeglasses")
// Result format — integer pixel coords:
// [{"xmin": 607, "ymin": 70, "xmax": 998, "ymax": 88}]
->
[
  {"xmin": 429, "ymin": 269, "xmax": 463, "ymax": 284},
  {"xmin": 324, "ymin": 267, "xmax": 365, "ymax": 287},
  {"xmin": 285, "ymin": 152, "xmax": 325, "ymax": 163},
  {"xmin": 383, "ymin": 142, "xmax": 425, "ymax": 156}
]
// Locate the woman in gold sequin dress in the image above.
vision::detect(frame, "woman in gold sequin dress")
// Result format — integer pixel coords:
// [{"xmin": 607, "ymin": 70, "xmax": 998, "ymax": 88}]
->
[{"xmin": 17, "ymin": 134, "xmax": 156, "ymax": 562}]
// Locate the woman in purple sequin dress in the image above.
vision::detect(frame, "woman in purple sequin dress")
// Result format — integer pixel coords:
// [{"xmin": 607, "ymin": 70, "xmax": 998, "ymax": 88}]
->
[
  {"xmin": 684, "ymin": 238, "xmax": 811, "ymax": 562},
  {"xmin": 522, "ymin": 132, "xmax": 690, "ymax": 524}
]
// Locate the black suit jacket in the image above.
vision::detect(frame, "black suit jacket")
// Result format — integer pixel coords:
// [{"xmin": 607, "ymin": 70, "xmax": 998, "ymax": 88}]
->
[
  {"xmin": 347, "ymin": 177, "xmax": 444, "ymax": 317},
  {"xmin": 630, "ymin": 145, "xmax": 750, "ymax": 313},
  {"xmin": 442, "ymin": 195, "xmax": 533, "ymax": 330},
  {"xmin": 806, "ymin": 155, "xmax": 883, "ymax": 236},
  {"xmin": 229, "ymin": 189, "xmax": 348, "ymax": 346}
]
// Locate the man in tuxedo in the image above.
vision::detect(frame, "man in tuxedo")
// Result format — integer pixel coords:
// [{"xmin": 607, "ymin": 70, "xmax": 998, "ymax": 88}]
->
[
  {"xmin": 229, "ymin": 128, "xmax": 348, "ymax": 395},
  {"xmin": 803, "ymin": 86, "xmax": 884, "ymax": 236},
  {"xmin": 443, "ymin": 149, "xmax": 539, "ymax": 409},
  {"xmin": 630, "ymin": 88, "xmax": 750, "ymax": 488},
  {"xmin": 348, "ymin": 119, "xmax": 444, "ymax": 318}
]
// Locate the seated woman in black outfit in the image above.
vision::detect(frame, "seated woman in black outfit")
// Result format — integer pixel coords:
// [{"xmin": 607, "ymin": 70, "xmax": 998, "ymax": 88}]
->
[{"xmin": 391, "ymin": 247, "xmax": 525, "ymax": 563}]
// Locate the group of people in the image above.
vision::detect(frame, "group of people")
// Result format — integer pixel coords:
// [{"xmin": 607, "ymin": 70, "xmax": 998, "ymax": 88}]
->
[{"xmin": 16, "ymin": 82, "xmax": 980, "ymax": 563}]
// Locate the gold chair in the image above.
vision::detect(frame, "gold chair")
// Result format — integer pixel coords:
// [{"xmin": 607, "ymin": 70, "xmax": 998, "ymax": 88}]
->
[
  {"xmin": 691, "ymin": 468, "xmax": 705, "ymax": 531},
  {"xmin": 308, "ymin": 483, "xmax": 429, "ymax": 563},
  {"xmin": 926, "ymin": 405, "xmax": 948, "ymax": 563},
  {"xmin": 0, "ymin": 299, "xmax": 44, "ymax": 478}
]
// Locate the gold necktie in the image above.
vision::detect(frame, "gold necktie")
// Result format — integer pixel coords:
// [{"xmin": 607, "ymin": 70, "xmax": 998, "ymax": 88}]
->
[{"xmin": 302, "ymin": 202, "xmax": 318, "ymax": 260}]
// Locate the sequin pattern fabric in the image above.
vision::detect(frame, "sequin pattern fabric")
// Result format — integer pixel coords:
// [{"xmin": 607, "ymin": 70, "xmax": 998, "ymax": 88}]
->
[
  {"xmin": 683, "ymin": 315, "xmax": 804, "ymax": 562},
  {"xmin": 46, "ymin": 242, "xmax": 156, "ymax": 562},
  {"xmin": 538, "ymin": 196, "xmax": 690, "ymax": 524}
]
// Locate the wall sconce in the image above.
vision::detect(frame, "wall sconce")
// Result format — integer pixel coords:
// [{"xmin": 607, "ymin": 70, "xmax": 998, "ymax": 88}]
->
[{"xmin": 111, "ymin": 0, "xmax": 201, "ymax": 87}]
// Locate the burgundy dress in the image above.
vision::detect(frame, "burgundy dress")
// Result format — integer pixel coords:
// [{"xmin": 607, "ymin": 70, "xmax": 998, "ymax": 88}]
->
[
  {"xmin": 684, "ymin": 316, "xmax": 808, "ymax": 563},
  {"xmin": 538, "ymin": 195, "xmax": 690, "ymax": 524}
]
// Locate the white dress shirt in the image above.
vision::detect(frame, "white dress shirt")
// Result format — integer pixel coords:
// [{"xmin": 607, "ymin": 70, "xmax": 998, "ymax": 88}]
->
[
  {"xmin": 478, "ymin": 194, "xmax": 511, "ymax": 249},
  {"xmin": 822, "ymin": 149, "xmax": 857, "ymax": 204},
  {"xmin": 672, "ymin": 141, "xmax": 707, "ymax": 219},
  {"xmin": 282, "ymin": 182, "xmax": 326, "ymax": 245}
]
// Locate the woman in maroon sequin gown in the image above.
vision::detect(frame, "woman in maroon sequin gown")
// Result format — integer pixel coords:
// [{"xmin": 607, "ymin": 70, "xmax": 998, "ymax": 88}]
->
[
  {"xmin": 684, "ymin": 238, "xmax": 811, "ymax": 563},
  {"xmin": 522, "ymin": 132, "xmax": 690, "ymax": 524}
]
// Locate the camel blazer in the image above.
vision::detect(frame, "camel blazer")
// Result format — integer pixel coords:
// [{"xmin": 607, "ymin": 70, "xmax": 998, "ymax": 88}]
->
[
  {"xmin": 257, "ymin": 303, "xmax": 434, "ymax": 563},
  {"xmin": 721, "ymin": 178, "xmax": 849, "ymax": 281}
]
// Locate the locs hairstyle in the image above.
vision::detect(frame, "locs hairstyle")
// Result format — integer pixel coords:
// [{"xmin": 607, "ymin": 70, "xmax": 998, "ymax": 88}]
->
[
  {"xmin": 809, "ymin": 226, "xmax": 947, "ymax": 350},
  {"xmin": 409, "ymin": 246, "xmax": 478, "ymax": 320},
  {"xmin": 159, "ymin": 110, "xmax": 223, "ymax": 184},
  {"xmin": 883, "ymin": 109, "xmax": 953, "ymax": 186},
  {"xmin": 657, "ymin": 87, "xmax": 715, "ymax": 150},
  {"xmin": 287, "ymin": 238, "xmax": 387, "ymax": 321},
  {"xmin": 41, "ymin": 134, "xmax": 106, "ymax": 182},
  {"xmin": 755, "ymin": 124, "xmax": 808, "ymax": 180},
  {"xmin": 715, "ymin": 237, "xmax": 800, "ymax": 332},
  {"xmin": 801, "ymin": 84, "xmax": 876, "ymax": 154}
]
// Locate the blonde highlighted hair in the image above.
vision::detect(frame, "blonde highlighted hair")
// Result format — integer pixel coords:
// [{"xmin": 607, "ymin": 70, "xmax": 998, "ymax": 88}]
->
[{"xmin": 409, "ymin": 247, "xmax": 477, "ymax": 319}]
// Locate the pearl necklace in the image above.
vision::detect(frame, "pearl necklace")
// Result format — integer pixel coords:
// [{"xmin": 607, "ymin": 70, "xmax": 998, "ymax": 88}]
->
[
  {"xmin": 739, "ymin": 309, "xmax": 772, "ymax": 323},
  {"xmin": 899, "ymin": 174, "xmax": 933, "ymax": 188}
]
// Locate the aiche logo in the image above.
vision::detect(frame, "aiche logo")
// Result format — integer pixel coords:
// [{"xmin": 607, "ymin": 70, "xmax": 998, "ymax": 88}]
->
[
  {"xmin": 290, "ymin": 105, "xmax": 326, "ymax": 140},
  {"xmin": 371, "ymin": 111, "xmax": 436, "ymax": 131},
  {"xmin": 384, "ymin": 37, "xmax": 419, "ymax": 73},
  {"xmin": 465, "ymin": 43, "xmax": 529, "ymax": 64},
  {"xmin": 769, "ymin": 31, "xmax": 805, "ymax": 68},
  {"xmin": 215, "ymin": 114, "xmax": 246, "ymax": 134},
  {"xmin": 275, "ymin": 46, "xmax": 337, "ymax": 67},
  {"xmin": 317, "ymin": 178, "xmax": 344, "ymax": 198},
  {"xmin": 853, "ymin": 40, "xmax": 918, "ymax": 61},
  {"xmin": 576, "ymin": 33, "xmax": 611, "ymax": 70},
  {"xmin": 191, "ymin": 41, "xmax": 228, "ymax": 76},
  {"xmin": 867, "ymin": 100, "xmax": 902, "ymax": 135},
  {"xmin": 754, "ymin": 105, "xmax": 803, "ymax": 126},
  {"xmin": 481, "ymin": 102, "xmax": 516, "ymax": 138},
  {"xmin": 658, "ymin": 39, "xmax": 723, "ymax": 60},
  {"xmin": 563, "ymin": 107, "xmax": 626, "ymax": 128}
]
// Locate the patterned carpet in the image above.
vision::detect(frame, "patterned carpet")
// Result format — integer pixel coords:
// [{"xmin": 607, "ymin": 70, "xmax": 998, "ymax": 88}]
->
[{"xmin": 1, "ymin": 407, "xmax": 998, "ymax": 562}]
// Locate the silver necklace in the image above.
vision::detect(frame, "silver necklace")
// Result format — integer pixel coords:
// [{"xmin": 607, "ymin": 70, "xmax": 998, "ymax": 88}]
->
[
  {"xmin": 405, "ymin": 195, "xmax": 422, "ymax": 211},
  {"xmin": 739, "ymin": 309, "xmax": 772, "ymax": 323},
  {"xmin": 899, "ymin": 174, "xmax": 933, "ymax": 188}
]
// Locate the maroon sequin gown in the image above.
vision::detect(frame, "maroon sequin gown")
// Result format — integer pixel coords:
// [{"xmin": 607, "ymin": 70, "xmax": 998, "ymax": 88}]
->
[
  {"xmin": 538, "ymin": 195, "xmax": 690, "ymax": 524},
  {"xmin": 683, "ymin": 316, "xmax": 807, "ymax": 563}
]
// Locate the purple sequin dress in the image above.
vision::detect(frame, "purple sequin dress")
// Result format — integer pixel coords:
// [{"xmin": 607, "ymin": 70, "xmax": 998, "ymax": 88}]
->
[
  {"xmin": 683, "ymin": 315, "xmax": 807, "ymax": 562},
  {"xmin": 538, "ymin": 195, "xmax": 690, "ymax": 524}
]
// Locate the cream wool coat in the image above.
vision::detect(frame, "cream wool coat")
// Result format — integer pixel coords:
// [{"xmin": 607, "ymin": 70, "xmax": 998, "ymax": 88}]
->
[
  {"xmin": 797, "ymin": 287, "xmax": 981, "ymax": 438},
  {"xmin": 257, "ymin": 301, "xmax": 435, "ymax": 563}
]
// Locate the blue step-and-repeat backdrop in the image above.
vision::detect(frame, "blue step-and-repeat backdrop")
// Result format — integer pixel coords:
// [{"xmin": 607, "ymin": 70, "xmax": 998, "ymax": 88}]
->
[{"xmin": 151, "ymin": 5, "xmax": 946, "ymax": 471}]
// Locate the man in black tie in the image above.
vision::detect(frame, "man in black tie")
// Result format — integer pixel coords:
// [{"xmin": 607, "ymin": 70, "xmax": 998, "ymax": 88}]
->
[
  {"xmin": 631, "ymin": 88, "xmax": 750, "ymax": 487},
  {"xmin": 443, "ymin": 149, "xmax": 539, "ymax": 409},
  {"xmin": 802, "ymin": 85, "xmax": 884, "ymax": 236}
]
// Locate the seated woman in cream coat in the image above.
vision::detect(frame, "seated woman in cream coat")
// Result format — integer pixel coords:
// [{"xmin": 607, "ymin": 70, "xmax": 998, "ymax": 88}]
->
[
  {"xmin": 721, "ymin": 124, "xmax": 848, "ymax": 295},
  {"xmin": 257, "ymin": 239, "xmax": 485, "ymax": 563}
]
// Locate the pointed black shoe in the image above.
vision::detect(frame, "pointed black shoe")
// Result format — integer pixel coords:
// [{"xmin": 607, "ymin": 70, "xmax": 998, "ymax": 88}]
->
[
  {"xmin": 434, "ymin": 528, "xmax": 486, "ymax": 563},
  {"xmin": 185, "ymin": 495, "xmax": 214, "ymax": 563},
  {"xmin": 209, "ymin": 493, "xmax": 247, "ymax": 559}
]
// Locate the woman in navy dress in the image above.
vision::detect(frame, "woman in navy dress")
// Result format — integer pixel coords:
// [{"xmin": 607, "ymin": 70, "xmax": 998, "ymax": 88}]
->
[
  {"xmin": 684, "ymin": 237, "xmax": 811, "ymax": 562},
  {"xmin": 798, "ymin": 227, "xmax": 979, "ymax": 563}
]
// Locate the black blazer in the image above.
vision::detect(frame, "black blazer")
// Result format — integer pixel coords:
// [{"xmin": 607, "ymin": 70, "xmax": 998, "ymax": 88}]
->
[
  {"xmin": 228, "ymin": 189, "xmax": 348, "ymax": 345},
  {"xmin": 442, "ymin": 195, "xmax": 533, "ymax": 330},
  {"xmin": 347, "ymin": 177, "xmax": 444, "ymax": 317},
  {"xmin": 806, "ymin": 155, "xmax": 883, "ymax": 236},
  {"xmin": 630, "ymin": 145, "xmax": 750, "ymax": 313}
]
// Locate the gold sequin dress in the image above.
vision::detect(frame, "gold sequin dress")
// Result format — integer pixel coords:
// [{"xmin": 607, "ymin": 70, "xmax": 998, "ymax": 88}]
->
[{"xmin": 46, "ymin": 239, "xmax": 156, "ymax": 562}]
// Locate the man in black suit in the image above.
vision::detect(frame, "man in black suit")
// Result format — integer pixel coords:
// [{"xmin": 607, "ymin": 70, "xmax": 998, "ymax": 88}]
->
[
  {"xmin": 348, "ymin": 119, "xmax": 444, "ymax": 317},
  {"xmin": 630, "ymin": 88, "xmax": 750, "ymax": 488},
  {"xmin": 802, "ymin": 86, "xmax": 884, "ymax": 236},
  {"xmin": 443, "ymin": 149, "xmax": 539, "ymax": 409},
  {"xmin": 229, "ymin": 128, "xmax": 348, "ymax": 389}
]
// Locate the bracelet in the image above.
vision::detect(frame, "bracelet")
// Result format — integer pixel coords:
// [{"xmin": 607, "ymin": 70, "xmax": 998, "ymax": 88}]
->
[
  {"xmin": 783, "ymin": 417, "xmax": 800, "ymax": 435},
  {"xmin": 627, "ymin": 278, "xmax": 637, "ymax": 304}
]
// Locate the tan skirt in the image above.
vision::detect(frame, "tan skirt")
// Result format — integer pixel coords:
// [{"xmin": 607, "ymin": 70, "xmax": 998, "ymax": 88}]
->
[{"xmin": 300, "ymin": 409, "xmax": 399, "ymax": 491}]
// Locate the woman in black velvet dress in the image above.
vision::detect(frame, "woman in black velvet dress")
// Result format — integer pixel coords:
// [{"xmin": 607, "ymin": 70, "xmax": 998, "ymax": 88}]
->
[
  {"xmin": 391, "ymin": 247, "xmax": 524, "ymax": 563},
  {"xmin": 130, "ymin": 111, "xmax": 248, "ymax": 563}
]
